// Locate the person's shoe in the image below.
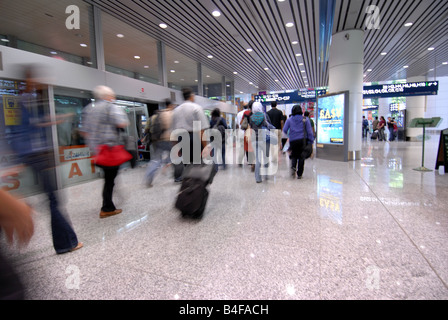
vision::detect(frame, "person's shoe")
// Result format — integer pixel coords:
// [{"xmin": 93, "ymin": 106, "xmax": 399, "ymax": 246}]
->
[
  {"xmin": 174, "ymin": 178, "xmax": 183, "ymax": 183},
  {"xmin": 297, "ymin": 176, "xmax": 303, "ymax": 180},
  {"xmin": 291, "ymin": 168, "xmax": 297, "ymax": 177},
  {"xmin": 70, "ymin": 242, "xmax": 84, "ymax": 252},
  {"xmin": 251, "ymin": 165, "xmax": 255, "ymax": 172},
  {"xmin": 100, "ymin": 209, "xmax": 122, "ymax": 219}
]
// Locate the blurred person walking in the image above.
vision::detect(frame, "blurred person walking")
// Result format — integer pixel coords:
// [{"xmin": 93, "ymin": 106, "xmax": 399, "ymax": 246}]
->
[
  {"xmin": 171, "ymin": 88, "xmax": 211, "ymax": 181},
  {"xmin": 283, "ymin": 105, "xmax": 315, "ymax": 180},
  {"xmin": 210, "ymin": 108, "xmax": 228, "ymax": 170},
  {"xmin": 267, "ymin": 101, "xmax": 284, "ymax": 152},
  {"xmin": 4, "ymin": 66, "xmax": 82, "ymax": 254},
  {"xmin": 236, "ymin": 103, "xmax": 248, "ymax": 166},
  {"xmin": 378, "ymin": 116, "xmax": 387, "ymax": 142},
  {"xmin": 249, "ymin": 102, "xmax": 270, "ymax": 183},
  {"xmin": 81, "ymin": 85, "xmax": 130, "ymax": 219},
  {"xmin": 144, "ymin": 100, "xmax": 176, "ymax": 187},
  {"xmin": 242, "ymin": 101, "xmax": 255, "ymax": 171}
]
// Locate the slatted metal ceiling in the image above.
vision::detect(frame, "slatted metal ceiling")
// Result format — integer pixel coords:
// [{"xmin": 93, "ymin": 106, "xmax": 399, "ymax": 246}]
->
[{"xmin": 86, "ymin": 0, "xmax": 448, "ymax": 94}]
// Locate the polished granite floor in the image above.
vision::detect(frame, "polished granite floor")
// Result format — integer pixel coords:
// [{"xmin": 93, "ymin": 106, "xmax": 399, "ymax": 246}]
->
[{"xmin": 2, "ymin": 135, "xmax": 448, "ymax": 300}]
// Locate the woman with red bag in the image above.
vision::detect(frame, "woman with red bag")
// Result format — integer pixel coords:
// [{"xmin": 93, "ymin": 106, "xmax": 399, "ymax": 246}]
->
[{"xmin": 81, "ymin": 86, "xmax": 130, "ymax": 219}]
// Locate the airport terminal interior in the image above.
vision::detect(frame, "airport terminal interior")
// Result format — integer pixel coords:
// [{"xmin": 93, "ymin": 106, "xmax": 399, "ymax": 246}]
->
[{"xmin": 1, "ymin": 0, "xmax": 448, "ymax": 300}]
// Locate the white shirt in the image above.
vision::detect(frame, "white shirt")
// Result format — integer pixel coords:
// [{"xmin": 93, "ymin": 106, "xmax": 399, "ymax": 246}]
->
[
  {"xmin": 236, "ymin": 109, "xmax": 246, "ymax": 134},
  {"xmin": 172, "ymin": 101, "xmax": 210, "ymax": 133}
]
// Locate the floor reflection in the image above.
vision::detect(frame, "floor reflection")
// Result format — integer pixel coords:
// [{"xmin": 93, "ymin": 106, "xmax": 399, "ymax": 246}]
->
[{"xmin": 317, "ymin": 175, "xmax": 343, "ymax": 225}]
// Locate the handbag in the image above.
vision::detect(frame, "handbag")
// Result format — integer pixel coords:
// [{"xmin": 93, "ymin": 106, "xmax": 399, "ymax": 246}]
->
[
  {"xmin": 94, "ymin": 144, "xmax": 133, "ymax": 167},
  {"xmin": 93, "ymin": 104, "xmax": 133, "ymax": 168},
  {"xmin": 301, "ymin": 119, "xmax": 313, "ymax": 160}
]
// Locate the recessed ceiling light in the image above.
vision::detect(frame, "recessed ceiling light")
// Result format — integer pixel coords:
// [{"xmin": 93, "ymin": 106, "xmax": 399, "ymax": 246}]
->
[
  {"xmin": 301, "ymin": 70, "xmax": 306, "ymax": 73},
  {"xmin": 80, "ymin": 43, "xmax": 88, "ymax": 47},
  {"xmin": 174, "ymin": 61, "xmax": 180, "ymax": 64},
  {"xmin": 170, "ymin": 70, "xmax": 176, "ymax": 73},
  {"xmin": 159, "ymin": 23, "xmax": 168, "ymax": 29},
  {"xmin": 249, "ymin": 82, "xmax": 253, "ymax": 85},
  {"xmin": 0, "ymin": 38, "xmax": 9, "ymax": 42},
  {"xmin": 292, "ymin": 41, "xmax": 298, "ymax": 45},
  {"xmin": 296, "ymin": 53, "xmax": 302, "ymax": 57},
  {"xmin": 212, "ymin": 10, "xmax": 221, "ymax": 17},
  {"xmin": 428, "ymin": 47, "xmax": 435, "ymax": 51},
  {"xmin": 233, "ymin": 72, "xmax": 238, "ymax": 75},
  {"xmin": 275, "ymin": 80, "xmax": 279, "ymax": 82},
  {"xmin": 144, "ymin": 66, "xmax": 149, "ymax": 68},
  {"xmin": 403, "ymin": 66, "xmax": 409, "ymax": 69},
  {"xmin": 134, "ymin": 55, "xmax": 141, "ymax": 59},
  {"xmin": 286, "ymin": 22, "xmax": 294, "ymax": 28},
  {"xmin": 247, "ymin": 48, "xmax": 253, "ymax": 52},
  {"xmin": 264, "ymin": 68, "xmax": 269, "ymax": 71},
  {"xmin": 116, "ymin": 34, "xmax": 124, "ymax": 38},
  {"xmin": 443, "ymin": 62, "xmax": 448, "ymax": 65},
  {"xmin": 50, "ymin": 51, "xmax": 58, "ymax": 55},
  {"xmin": 404, "ymin": 22, "xmax": 413, "ymax": 27},
  {"xmin": 381, "ymin": 52, "xmax": 387, "ymax": 55},
  {"xmin": 429, "ymin": 69, "xmax": 434, "ymax": 72},
  {"xmin": 367, "ymin": 69, "xmax": 372, "ymax": 72},
  {"xmin": 207, "ymin": 55, "xmax": 213, "ymax": 59}
]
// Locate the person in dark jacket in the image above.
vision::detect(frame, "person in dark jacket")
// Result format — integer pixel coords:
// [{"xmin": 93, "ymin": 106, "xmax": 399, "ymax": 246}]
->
[{"xmin": 283, "ymin": 105, "xmax": 315, "ymax": 180}]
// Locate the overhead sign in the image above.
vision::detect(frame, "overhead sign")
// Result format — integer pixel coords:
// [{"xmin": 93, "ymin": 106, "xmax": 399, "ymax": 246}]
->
[
  {"xmin": 363, "ymin": 81, "xmax": 439, "ymax": 99},
  {"xmin": 255, "ymin": 89, "xmax": 327, "ymax": 104}
]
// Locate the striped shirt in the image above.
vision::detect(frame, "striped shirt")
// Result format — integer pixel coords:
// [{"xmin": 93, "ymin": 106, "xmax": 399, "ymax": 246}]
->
[{"xmin": 81, "ymin": 100, "xmax": 129, "ymax": 154}]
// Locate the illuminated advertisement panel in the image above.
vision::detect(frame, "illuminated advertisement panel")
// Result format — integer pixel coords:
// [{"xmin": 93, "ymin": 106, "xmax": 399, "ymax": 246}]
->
[{"xmin": 317, "ymin": 92, "xmax": 346, "ymax": 145}]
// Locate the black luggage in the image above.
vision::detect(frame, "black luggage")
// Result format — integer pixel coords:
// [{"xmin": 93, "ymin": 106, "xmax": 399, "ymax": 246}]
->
[
  {"xmin": 175, "ymin": 164, "xmax": 217, "ymax": 219},
  {"xmin": 371, "ymin": 131, "xmax": 379, "ymax": 140}
]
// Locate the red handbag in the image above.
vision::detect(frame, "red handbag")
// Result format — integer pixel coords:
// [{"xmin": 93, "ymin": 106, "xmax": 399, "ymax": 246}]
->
[{"xmin": 94, "ymin": 145, "xmax": 133, "ymax": 167}]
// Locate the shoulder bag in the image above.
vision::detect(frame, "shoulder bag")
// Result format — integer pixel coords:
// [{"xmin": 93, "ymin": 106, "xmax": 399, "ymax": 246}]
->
[{"xmin": 301, "ymin": 119, "xmax": 313, "ymax": 160}]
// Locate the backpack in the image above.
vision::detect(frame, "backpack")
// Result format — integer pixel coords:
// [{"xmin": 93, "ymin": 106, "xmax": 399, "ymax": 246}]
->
[
  {"xmin": 213, "ymin": 117, "xmax": 226, "ymax": 143},
  {"xmin": 149, "ymin": 114, "xmax": 163, "ymax": 143},
  {"xmin": 240, "ymin": 115, "xmax": 249, "ymax": 130}
]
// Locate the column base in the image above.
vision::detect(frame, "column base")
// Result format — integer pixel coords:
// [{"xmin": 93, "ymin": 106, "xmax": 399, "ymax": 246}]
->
[{"xmin": 348, "ymin": 150, "xmax": 361, "ymax": 161}]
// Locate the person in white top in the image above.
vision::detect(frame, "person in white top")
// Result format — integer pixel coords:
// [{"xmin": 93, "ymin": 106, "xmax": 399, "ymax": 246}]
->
[{"xmin": 171, "ymin": 88, "xmax": 211, "ymax": 180}]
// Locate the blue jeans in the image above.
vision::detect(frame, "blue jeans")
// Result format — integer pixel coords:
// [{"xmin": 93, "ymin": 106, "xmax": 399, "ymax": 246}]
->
[
  {"xmin": 24, "ymin": 152, "xmax": 79, "ymax": 254},
  {"xmin": 251, "ymin": 139, "xmax": 268, "ymax": 183},
  {"xmin": 145, "ymin": 141, "xmax": 173, "ymax": 185}
]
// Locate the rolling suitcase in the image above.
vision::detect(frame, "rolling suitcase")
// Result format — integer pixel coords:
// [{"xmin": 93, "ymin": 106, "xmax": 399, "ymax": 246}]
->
[
  {"xmin": 371, "ymin": 131, "xmax": 379, "ymax": 140},
  {"xmin": 175, "ymin": 164, "xmax": 216, "ymax": 219}
]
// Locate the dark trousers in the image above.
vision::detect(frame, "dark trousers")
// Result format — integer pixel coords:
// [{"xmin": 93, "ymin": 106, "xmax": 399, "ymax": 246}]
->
[
  {"xmin": 290, "ymin": 140, "xmax": 306, "ymax": 177},
  {"xmin": 25, "ymin": 152, "xmax": 78, "ymax": 254},
  {"xmin": 100, "ymin": 166, "xmax": 120, "ymax": 212},
  {"xmin": 0, "ymin": 249, "xmax": 25, "ymax": 300}
]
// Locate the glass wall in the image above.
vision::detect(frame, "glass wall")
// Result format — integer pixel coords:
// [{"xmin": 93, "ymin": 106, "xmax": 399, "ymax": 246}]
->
[
  {"xmin": 53, "ymin": 87, "xmax": 100, "ymax": 188},
  {"xmin": 166, "ymin": 45, "xmax": 199, "ymax": 94},
  {"xmin": 102, "ymin": 12, "xmax": 159, "ymax": 85},
  {"xmin": 202, "ymin": 65, "xmax": 223, "ymax": 100},
  {"xmin": 0, "ymin": 0, "xmax": 97, "ymax": 68}
]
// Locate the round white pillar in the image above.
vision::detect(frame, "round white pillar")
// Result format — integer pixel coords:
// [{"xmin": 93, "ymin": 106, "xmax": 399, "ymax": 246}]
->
[
  {"xmin": 406, "ymin": 76, "xmax": 427, "ymax": 141},
  {"xmin": 328, "ymin": 29, "xmax": 364, "ymax": 160}
]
